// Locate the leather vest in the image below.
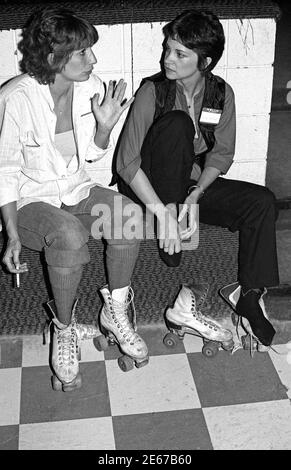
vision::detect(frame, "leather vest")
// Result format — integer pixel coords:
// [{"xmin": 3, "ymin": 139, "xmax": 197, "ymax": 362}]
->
[{"xmin": 142, "ymin": 71, "xmax": 226, "ymax": 154}]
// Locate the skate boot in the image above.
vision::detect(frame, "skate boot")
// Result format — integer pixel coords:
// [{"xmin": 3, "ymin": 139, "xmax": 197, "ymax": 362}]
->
[
  {"xmin": 94, "ymin": 285, "xmax": 149, "ymax": 372},
  {"xmin": 46, "ymin": 299, "xmax": 99, "ymax": 343},
  {"xmin": 164, "ymin": 284, "xmax": 234, "ymax": 357},
  {"xmin": 47, "ymin": 300, "xmax": 98, "ymax": 391},
  {"xmin": 219, "ymin": 282, "xmax": 275, "ymax": 353}
]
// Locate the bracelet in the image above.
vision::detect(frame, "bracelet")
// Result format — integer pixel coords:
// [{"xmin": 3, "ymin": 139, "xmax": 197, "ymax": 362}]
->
[{"xmin": 187, "ymin": 184, "xmax": 205, "ymax": 196}]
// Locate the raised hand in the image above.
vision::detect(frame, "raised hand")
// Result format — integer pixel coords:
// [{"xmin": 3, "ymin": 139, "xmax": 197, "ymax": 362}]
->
[{"xmin": 91, "ymin": 79, "xmax": 134, "ymax": 132}]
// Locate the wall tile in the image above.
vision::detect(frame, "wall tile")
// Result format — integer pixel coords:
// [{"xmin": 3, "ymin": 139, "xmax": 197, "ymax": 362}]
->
[
  {"xmin": 228, "ymin": 18, "xmax": 276, "ymax": 67},
  {"xmin": 224, "ymin": 160, "xmax": 267, "ymax": 185},
  {"xmin": 235, "ymin": 115, "xmax": 270, "ymax": 161},
  {"xmin": 227, "ymin": 66, "xmax": 274, "ymax": 115}
]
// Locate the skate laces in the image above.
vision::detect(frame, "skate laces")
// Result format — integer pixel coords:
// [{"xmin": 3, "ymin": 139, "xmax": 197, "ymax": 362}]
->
[
  {"xmin": 43, "ymin": 316, "xmax": 96, "ymax": 345},
  {"xmin": 109, "ymin": 288, "xmax": 141, "ymax": 345},
  {"xmin": 190, "ymin": 291, "xmax": 218, "ymax": 331},
  {"xmin": 55, "ymin": 325, "xmax": 77, "ymax": 366},
  {"xmin": 195, "ymin": 285, "xmax": 209, "ymax": 308}
]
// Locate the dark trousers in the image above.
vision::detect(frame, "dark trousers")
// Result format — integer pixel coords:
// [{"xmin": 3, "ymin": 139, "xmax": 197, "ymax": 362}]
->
[{"xmin": 119, "ymin": 110, "xmax": 279, "ymax": 290}]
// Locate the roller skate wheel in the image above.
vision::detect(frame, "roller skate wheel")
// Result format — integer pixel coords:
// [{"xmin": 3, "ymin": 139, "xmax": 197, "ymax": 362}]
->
[
  {"xmin": 222, "ymin": 339, "xmax": 235, "ymax": 351},
  {"xmin": 93, "ymin": 335, "xmax": 109, "ymax": 352},
  {"xmin": 118, "ymin": 355, "xmax": 134, "ymax": 372},
  {"xmin": 135, "ymin": 357, "xmax": 149, "ymax": 369},
  {"xmin": 202, "ymin": 341, "xmax": 219, "ymax": 358},
  {"xmin": 51, "ymin": 375, "xmax": 63, "ymax": 391},
  {"xmin": 163, "ymin": 332, "xmax": 177, "ymax": 348}
]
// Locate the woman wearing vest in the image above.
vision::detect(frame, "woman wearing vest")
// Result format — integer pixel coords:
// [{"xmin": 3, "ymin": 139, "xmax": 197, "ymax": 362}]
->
[{"xmin": 115, "ymin": 9, "xmax": 279, "ymax": 351}]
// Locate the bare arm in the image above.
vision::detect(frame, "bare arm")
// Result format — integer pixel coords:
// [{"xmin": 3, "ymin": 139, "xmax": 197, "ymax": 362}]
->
[
  {"xmin": 178, "ymin": 167, "xmax": 220, "ymax": 239},
  {"xmin": 130, "ymin": 168, "xmax": 182, "ymax": 254},
  {"xmin": 1, "ymin": 202, "xmax": 28, "ymax": 274}
]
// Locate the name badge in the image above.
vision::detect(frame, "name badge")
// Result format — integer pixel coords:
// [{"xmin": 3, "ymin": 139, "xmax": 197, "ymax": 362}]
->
[{"xmin": 200, "ymin": 107, "xmax": 222, "ymax": 125}]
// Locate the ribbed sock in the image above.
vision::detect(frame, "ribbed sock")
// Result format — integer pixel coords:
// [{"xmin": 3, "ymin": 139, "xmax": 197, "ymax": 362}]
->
[
  {"xmin": 106, "ymin": 243, "xmax": 139, "ymax": 291},
  {"xmin": 48, "ymin": 265, "xmax": 83, "ymax": 325}
]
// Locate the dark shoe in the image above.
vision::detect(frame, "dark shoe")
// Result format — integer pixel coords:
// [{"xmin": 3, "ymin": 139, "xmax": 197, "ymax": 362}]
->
[
  {"xmin": 158, "ymin": 246, "xmax": 182, "ymax": 267},
  {"xmin": 236, "ymin": 289, "xmax": 275, "ymax": 346}
]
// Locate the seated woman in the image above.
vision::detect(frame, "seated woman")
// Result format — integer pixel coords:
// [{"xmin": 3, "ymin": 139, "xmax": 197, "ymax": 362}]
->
[
  {"xmin": 0, "ymin": 7, "xmax": 148, "ymax": 392},
  {"xmin": 115, "ymin": 9, "xmax": 279, "ymax": 349}
]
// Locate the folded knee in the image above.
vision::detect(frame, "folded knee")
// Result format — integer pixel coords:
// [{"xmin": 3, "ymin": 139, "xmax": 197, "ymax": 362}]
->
[
  {"xmin": 257, "ymin": 187, "xmax": 277, "ymax": 209},
  {"xmin": 160, "ymin": 110, "xmax": 194, "ymax": 134},
  {"xmin": 45, "ymin": 219, "xmax": 89, "ymax": 250}
]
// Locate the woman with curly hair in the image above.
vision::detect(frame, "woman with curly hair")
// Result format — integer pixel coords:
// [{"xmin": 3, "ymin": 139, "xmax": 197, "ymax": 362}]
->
[{"xmin": 0, "ymin": 7, "xmax": 148, "ymax": 392}]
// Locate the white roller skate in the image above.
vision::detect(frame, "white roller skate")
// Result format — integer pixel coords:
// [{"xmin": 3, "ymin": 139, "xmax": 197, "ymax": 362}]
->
[
  {"xmin": 219, "ymin": 282, "xmax": 271, "ymax": 355},
  {"xmin": 164, "ymin": 284, "xmax": 234, "ymax": 357},
  {"xmin": 94, "ymin": 285, "xmax": 149, "ymax": 372},
  {"xmin": 47, "ymin": 299, "xmax": 99, "ymax": 391}
]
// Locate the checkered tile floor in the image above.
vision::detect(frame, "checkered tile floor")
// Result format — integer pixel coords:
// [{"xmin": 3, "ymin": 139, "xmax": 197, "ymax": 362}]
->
[{"xmin": 1, "ymin": 325, "xmax": 291, "ymax": 450}]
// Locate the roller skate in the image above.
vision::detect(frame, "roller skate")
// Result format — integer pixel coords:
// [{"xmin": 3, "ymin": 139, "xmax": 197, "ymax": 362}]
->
[
  {"xmin": 219, "ymin": 282, "xmax": 275, "ymax": 355},
  {"xmin": 163, "ymin": 284, "xmax": 234, "ymax": 358},
  {"xmin": 94, "ymin": 285, "xmax": 149, "ymax": 372},
  {"xmin": 47, "ymin": 299, "xmax": 99, "ymax": 391}
]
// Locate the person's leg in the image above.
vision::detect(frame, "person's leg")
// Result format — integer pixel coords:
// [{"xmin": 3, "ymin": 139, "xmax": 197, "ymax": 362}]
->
[
  {"xmin": 63, "ymin": 186, "xmax": 142, "ymax": 292},
  {"xmin": 18, "ymin": 202, "xmax": 90, "ymax": 325},
  {"xmin": 197, "ymin": 177, "xmax": 278, "ymax": 346},
  {"xmin": 121, "ymin": 110, "xmax": 195, "ymax": 266},
  {"xmin": 63, "ymin": 186, "xmax": 148, "ymax": 365},
  {"xmin": 17, "ymin": 202, "xmax": 96, "ymax": 390},
  {"xmin": 118, "ymin": 110, "xmax": 195, "ymax": 207},
  {"xmin": 141, "ymin": 110, "xmax": 195, "ymax": 204}
]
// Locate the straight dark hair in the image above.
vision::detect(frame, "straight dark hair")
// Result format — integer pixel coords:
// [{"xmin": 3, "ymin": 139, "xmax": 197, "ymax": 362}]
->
[{"xmin": 163, "ymin": 9, "xmax": 225, "ymax": 73}]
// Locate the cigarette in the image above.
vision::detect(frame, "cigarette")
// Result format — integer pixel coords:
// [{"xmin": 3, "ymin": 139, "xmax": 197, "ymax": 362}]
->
[{"xmin": 15, "ymin": 271, "xmax": 20, "ymax": 288}]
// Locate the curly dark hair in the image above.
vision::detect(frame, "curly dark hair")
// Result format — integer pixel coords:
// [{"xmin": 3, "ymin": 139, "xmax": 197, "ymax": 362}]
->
[
  {"xmin": 163, "ymin": 9, "xmax": 225, "ymax": 73},
  {"xmin": 18, "ymin": 7, "xmax": 99, "ymax": 84}
]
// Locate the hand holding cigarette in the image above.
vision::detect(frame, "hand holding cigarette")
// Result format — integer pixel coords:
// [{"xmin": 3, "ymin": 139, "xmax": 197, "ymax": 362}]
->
[{"xmin": 1, "ymin": 238, "xmax": 28, "ymax": 288}]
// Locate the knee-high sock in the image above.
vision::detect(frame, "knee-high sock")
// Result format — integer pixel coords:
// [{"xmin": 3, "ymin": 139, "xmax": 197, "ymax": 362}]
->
[
  {"xmin": 48, "ymin": 265, "xmax": 83, "ymax": 325},
  {"xmin": 106, "ymin": 243, "xmax": 140, "ymax": 292}
]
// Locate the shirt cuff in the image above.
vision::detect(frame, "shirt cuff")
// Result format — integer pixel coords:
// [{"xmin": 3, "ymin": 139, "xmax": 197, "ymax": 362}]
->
[
  {"xmin": 118, "ymin": 157, "xmax": 142, "ymax": 185},
  {"xmin": 205, "ymin": 155, "xmax": 233, "ymax": 175}
]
